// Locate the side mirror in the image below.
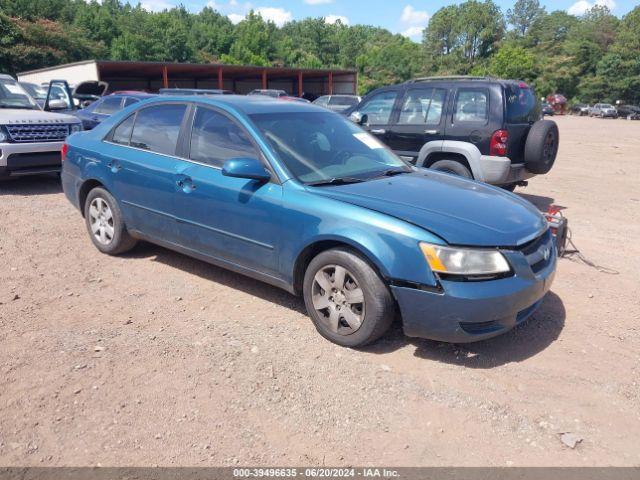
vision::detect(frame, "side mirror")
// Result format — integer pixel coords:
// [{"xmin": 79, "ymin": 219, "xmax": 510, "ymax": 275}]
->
[
  {"xmin": 47, "ymin": 99, "xmax": 68, "ymax": 110},
  {"xmin": 222, "ymin": 158, "xmax": 271, "ymax": 182},
  {"xmin": 349, "ymin": 111, "xmax": 362, "ymax": 124}
]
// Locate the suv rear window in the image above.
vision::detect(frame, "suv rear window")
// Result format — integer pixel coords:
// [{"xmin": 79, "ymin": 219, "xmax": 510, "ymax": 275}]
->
[
  {"xmin": 505, "ymin": 84, "xmax": 538, "ymax": 124},
  {"xmin": 454, "ymin": 89, "xmax": 488, "ymax": 123}
]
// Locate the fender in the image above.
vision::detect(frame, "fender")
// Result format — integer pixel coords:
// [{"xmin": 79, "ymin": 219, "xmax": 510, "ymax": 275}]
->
[{"xmin": 417, "ymin": 140, "xmax": 486, "ymax": 182}]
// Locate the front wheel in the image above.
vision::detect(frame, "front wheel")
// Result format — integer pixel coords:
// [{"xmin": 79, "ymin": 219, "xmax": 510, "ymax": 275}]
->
[
  {"xmin": 84, "ymin": 187, "xmax": 137, "ymax": 255},
  {"xmin": 303, "ymin": 248, "xmax": 395, "ymax": 347}
]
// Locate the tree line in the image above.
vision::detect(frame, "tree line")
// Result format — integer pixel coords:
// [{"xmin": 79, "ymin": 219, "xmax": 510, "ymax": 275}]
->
[{"xmin": 1, "ymin": 0, "xmax": 638, "ymax": 103}]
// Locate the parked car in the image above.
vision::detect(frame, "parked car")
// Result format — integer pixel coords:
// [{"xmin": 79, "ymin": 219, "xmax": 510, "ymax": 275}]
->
[
  {"xmin": 19, "ymin": 82, "xmax": 48, "ymax": 108},
  {"xmin": 159, "ymin": 88, "xmax": 233, "ymax": 96},
  {"xmin": 61, "ymin": 96, "xmax": 556, "ymax": 347},
  {"xmin": 347, "ymin": 76, "xmax": 558, "ymax": 191},
  {"xmin": 616, "ymin": 104, "xmax": 640, "ymax": 120},
  {"xmin": 247, "ymin": 89, "xmax": 288, "ymax": 98},
  {"xmin": 570, "ymin": 103, "xmax": 590, "ymax": 116},
  {"xmin": 541, "ymin": 101, "xmax": 554, "ymax": 116},
  {"xmin": 247, "ymin": 89, "xmax": 310, "ymax": 103},
  {"xmin": 0, "ymin": 75, "xmax": 82, "ymax": 179},
  {"xmin": 313, "ymin": 94, "xmax": 362, "ymax": 113},
  {"xmin": 73, "ymin": 92, "xmax": 155, "ymax": 130},
  {"xmin": 589, "ymin": 103, "xmax": 618, "ymax": 118}
]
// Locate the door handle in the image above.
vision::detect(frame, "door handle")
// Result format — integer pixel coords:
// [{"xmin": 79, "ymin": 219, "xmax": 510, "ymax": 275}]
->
[
  {"xmin": 370, "ymin": 129, "xmax": 386, "ymax": 134},
  {"xmin": 424, "ymin": 129, "xmax": 439, "ymax": 134}
]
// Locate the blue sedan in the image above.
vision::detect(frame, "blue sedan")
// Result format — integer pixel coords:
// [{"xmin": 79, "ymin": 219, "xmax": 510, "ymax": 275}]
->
[
  {"xmin": 73, "ymin": 92, "xmax": 155, "ymax": 130},
  {"xmin": 61, "ymin": 95, "xmax": 556, "ymax": 347}
]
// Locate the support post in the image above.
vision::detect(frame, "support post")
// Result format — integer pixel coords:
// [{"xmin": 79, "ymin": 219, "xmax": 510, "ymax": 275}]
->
[
  {"xmin": 328, "ymin": 71, "xmax": 333, "ymax": 95},
  {"xmin": 262, "ymin": 69, "xmax": 267, "ymax": 89},
  {"xmin": 298, "ymin": 71, "xmax": 303, "ymax": 97},
  {"xmin": 217, "ymin": 66, "xmax": 223, "ymax": 90},
  {"xmin": 162, "ymin": 65, "xmax": 168, "ymax": 89}
]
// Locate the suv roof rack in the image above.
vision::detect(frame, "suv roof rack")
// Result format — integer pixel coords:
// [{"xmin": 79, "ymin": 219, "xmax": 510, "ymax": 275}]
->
[{"xmin": 406, "ymin": 76, "xmax": 493, "ymax": 83}]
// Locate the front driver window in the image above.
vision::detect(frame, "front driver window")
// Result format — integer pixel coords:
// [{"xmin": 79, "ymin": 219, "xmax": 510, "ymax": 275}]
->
[
  {"xmin": 358, "ymin": 91, "xmax": 398, "ymax": 124},
  {"xmin": 189, "ymin": 107, "xmax": 258, "ymax": 167}
]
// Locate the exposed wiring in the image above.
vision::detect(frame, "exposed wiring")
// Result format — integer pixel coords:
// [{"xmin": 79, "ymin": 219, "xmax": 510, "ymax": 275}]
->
[{"xmin": 560, "ymin": 227, "xmax": 619, "ymax": 275}]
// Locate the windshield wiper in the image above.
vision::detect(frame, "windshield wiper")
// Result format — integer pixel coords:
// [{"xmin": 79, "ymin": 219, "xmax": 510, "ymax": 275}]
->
[
  {"xmin": 370, "ymin": 168, "xmax": 412, "ymax": 179},
  {"xmin": 306, "ymin": 177, "xmax": 365, "ymax": 186}
]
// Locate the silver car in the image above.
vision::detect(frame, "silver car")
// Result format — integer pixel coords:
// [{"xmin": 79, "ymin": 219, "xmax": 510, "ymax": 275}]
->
[{"xmin": 589, "ymin": 103, "xmax": 618, "ymax": 118}]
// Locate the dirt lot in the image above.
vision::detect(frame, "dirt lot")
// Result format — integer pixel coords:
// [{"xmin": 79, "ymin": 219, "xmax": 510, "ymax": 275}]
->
[{"xmin": 0, "ymin": 115, "xmax": 639, "ymax": 467}]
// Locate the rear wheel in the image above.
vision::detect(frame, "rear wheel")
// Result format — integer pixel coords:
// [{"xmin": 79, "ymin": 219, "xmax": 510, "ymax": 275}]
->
[
  {"xmin": 84, "ymin": 187, "xmax": 137, "ymax": 255},
  {"xmin": 303, "ymin": 248, "xmax": 395, "ymax": 347},
  {"xmin": 429, "ymin": 160, "xmax": 473, "ymax": 179}
]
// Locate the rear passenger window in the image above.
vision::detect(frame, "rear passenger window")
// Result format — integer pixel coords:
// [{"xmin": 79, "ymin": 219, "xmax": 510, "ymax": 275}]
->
[
  {"xmin": 398, "ymin": 88, "xmax": 446, "ymax": 125},
  {"xmin": 111, "ymin": 114, "xmax": 135, "ymax": 145},
  {"xmin": 189, "ymin": 107, "xmax": 258, "ymax": 167},
  {"xmin": 454, "ymin": 89, "xmax": 488, "ymax": 123},
  {"xmin": 129, "ymin": 104, "xmax": 187, "ymax": 155}
]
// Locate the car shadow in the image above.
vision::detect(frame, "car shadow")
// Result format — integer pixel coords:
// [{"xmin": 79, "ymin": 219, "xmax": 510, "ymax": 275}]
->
[
  {"xmin": 362, "ymin": 291, "xmax": 565, "ymax": 368},
  {"xmin": 126, "ymin": 242, "xmax": 564, "ymax": 368},
  {"xmin": 123, "ymin": 242, "xmax": 308, "ymax": 315},
  {"xmin": 0, "ymin": 175, "xmax": 62, "ymax": 196}
]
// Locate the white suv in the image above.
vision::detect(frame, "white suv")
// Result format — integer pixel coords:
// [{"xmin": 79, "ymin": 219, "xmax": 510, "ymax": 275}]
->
[{"xmin": 0, "ymin": 74, "xmax": 82, "ymax": 179}]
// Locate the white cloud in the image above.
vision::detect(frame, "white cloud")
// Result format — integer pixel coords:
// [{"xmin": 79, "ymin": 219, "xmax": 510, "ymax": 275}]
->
[
  {"xmin": 400, "ymin": 5, "xmax": 429, "ymax": 25},
  {"xmin": 255, "ymin": 6, "xmax": 293, "ymax": 26},
  {"xmin": 227, "ymin": 12, "xmax": 245, "ymax": 23},
  {"xmin": 305, "ymin": 0, "xmax": 333, "ymax": 4},
  {"xmin": 401, "ymin": 26, "xmax": 424, "ymax": 39},
  {"xmin": 399, "ymin": 5, "xmax": 428, "ymax": 41},
  {"xmin": 324, "ymin": 14, "xmax": 349, "ymax": 25},
  {"xmin": 141, "ymin": 0, "xmax": 174, "ymax": 11},
  {"xmin": 568, "ymin": 0, "xmax": 615, "ymax": 15}
]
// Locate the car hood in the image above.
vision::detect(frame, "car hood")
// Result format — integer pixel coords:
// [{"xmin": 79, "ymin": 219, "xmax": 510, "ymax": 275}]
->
[
  {"xmin": 0, "ymin": 108, "xmax": 80, "ymax": 124},
  {"xmin": 309, "ymin": 171, "xmax": 547, "ymax": 247}
]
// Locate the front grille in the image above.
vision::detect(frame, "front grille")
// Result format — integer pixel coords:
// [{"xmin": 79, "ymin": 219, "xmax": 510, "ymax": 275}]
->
[
  {"xmin": 518, "ymin": 229, "xmax": 554, "ymax": 274},
  {"xmin": 459, "ymin": 320, "xmax": 503, "ymax": 335},
  {"xmin": 6, "ymin": 124, "xmax": 70, "ymax": 143}
]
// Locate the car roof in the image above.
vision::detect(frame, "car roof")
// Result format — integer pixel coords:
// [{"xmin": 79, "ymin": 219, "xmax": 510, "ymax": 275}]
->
[{"xmin": 139, "ymin": 94, "xmax": 325, "ymax": 115}]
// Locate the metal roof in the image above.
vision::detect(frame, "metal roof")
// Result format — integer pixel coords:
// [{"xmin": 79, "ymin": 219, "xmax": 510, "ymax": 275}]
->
[{"xmin": 19, "ymin": 60, "xmax": 356, "ymax": 78}]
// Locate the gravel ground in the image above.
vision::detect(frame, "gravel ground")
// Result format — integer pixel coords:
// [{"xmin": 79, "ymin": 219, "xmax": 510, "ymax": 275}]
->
[{"xmin": 0, "ymin": 115, "xmax": 639, "ymax": 467}]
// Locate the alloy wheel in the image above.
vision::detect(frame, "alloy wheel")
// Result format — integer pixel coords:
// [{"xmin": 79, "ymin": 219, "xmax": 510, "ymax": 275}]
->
[
  {"xmin": 311, "ymin": 264, "xmax": 365, "ymax": 335},
  {"xmin": 89, "ymin": 197, "xmax": 114, "ymax": 245}
]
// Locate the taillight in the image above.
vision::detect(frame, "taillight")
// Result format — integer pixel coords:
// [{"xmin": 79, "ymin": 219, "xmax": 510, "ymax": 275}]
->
[
  {"xmin": 490, "ymin": 129, "xmax": 508, "ymax": 156},
  {"xmin": 61, "ymin": 143, "xmax": 68, "ymax": 162}
]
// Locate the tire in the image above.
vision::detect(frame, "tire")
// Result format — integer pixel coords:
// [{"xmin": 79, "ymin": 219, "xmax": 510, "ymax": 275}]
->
[
  {"xmin": 429, "ymin": 160, "xmax": 473, "ymax": 179},
  {"xmin": 501, "ymin": 183, "xmax": 517, "ymax": 192},
  {"xmin": 83, "ymin": 187, "xmax": 137, "ymax": 255},
  {"xmin": 524, "ymin": 120, "xmax": 559, "ymax": 175},
  {"xmin": 303, "ymin": 247, "xmax": 395, "ymax": 347}
]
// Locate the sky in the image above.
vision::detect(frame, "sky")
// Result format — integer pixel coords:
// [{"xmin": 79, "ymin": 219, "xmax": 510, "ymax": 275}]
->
[{"xmin": 140, "ymin": 0, "xmax": 638, "ymax": 41}]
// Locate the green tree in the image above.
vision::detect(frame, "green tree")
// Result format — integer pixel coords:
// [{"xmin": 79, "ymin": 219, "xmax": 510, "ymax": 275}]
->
[{"xmin": 506, "ymin": 0, "xmax": 546, "ymax": 36}]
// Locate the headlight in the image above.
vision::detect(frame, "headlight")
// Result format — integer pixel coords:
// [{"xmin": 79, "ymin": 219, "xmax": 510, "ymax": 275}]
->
[
  {"xmin": 70, "ymin": 124, "xmax": 82, "ymax": 134},
  {"xmin": 420, "ymin": 242, "xmax": 510, "ymax": 276},
  {"xmin": 0, "ymin": 128, "xmax": 7, "ymax": 142}
]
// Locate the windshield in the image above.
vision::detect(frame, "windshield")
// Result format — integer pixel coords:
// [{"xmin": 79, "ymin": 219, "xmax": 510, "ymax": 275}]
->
[
  {"xmin": 250, "ymin": 111, "xmax": 411, "ymax": 184},
  {"xmin": 330, "ymin": 96, "xmax": 359, "ymax": 107},
  {"xmin": 601, "ymin": 104, "xmax": 613, "ymax": 109},
  {"xmin": 20, "ymin": 82, "xmax": 47, "ymax": 100},
  {"xmin": 0, "ymin": 78, "xmax": 39, "ymax": 109}
]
